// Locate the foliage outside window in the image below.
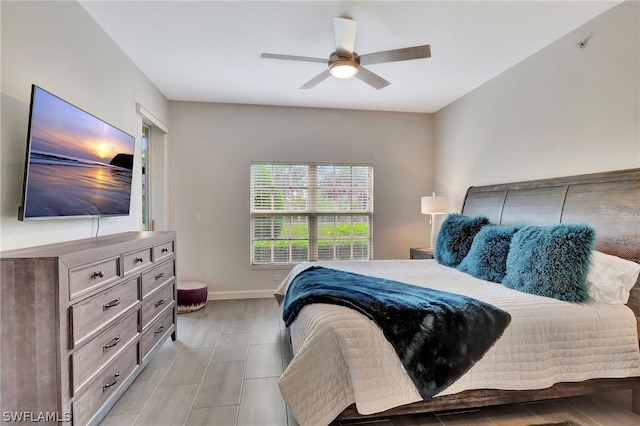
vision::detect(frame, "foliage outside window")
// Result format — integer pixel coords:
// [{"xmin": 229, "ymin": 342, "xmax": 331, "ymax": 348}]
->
[{"xmin": 250, "ymin": 163, "xmax": 373, "ymax": 265}]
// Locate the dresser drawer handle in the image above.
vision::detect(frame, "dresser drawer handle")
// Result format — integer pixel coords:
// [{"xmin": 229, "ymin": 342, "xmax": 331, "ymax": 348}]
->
[
  {"xmin": 103, "ymin": 335, "xmax": 121, "ymax": 351},
  {"xmin": 102, "ymin": 372, "xmax": 120, "ymax": 392},
  {"xmin": 135, "ymin": 257, "xmax": 144, "ymax": 263},
  {"xmin": 103, "ymin": 298, "xmax": 121, "ymax": 310},
  {"xmin": 162, "ymin": 247, "xmax": 169, "ymax": 253},
  {"xmin": 155, "ymin": 272, "xmax": 166, "ymax": 280},
  {"xmin": 92, "ymin": 270, "xmax": 105, "ymax": 279},
  {"xmin": 154, "ymin": 325, "xmax": 165, "ymax": 335},
  {"xmin": 155, "ymin": 299, "xmax": 165, "ymax": 308}
]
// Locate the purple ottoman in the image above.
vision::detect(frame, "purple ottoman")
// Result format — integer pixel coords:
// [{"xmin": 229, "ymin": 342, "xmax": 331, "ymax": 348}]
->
[{"xmin": 177, "ymin": 281, "xmax": 208, "ymax": 313}]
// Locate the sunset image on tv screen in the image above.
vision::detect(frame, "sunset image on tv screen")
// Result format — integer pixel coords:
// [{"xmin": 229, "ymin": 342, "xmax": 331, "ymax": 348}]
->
[{"xmin": 22, "ymin": 86, "xmax": 135, "ymax": 219}]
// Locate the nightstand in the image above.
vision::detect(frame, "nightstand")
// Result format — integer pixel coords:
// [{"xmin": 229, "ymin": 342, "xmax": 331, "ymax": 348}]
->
[{"xmin": 410, "ymin": 247, "xmax": 434, "ymax": 259}]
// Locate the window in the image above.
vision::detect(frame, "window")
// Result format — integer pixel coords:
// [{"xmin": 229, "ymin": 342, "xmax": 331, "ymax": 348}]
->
[{"xmin": 250, "ymin": 163, "xmax": 373, "ymax": 265}]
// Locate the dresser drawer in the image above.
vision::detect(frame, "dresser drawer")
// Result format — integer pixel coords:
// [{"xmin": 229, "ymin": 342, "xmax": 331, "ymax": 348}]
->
[
  {"xmin": 141, "ymin": 282, "xmax": 175, "ymax": 331},
  {"xmin": 71, "ymin": 309, "xmax": 139, "ymax": 396},
  {"xmin": 72, "ymin": 343, "xmax": 138, "ymax": 426},
  {"xmin": 141, "ymin": 260, "xmax": 175, "ymax": 298},
  {"xmin": 123, "ymin": 247, "xmax": 153, "ymax": 275},
  {"xmin": 69, "ymin": 256, "xmax": 121, "ymax": 301},
  {"xmin": 141, "ymin": 307, "xmax": 174, "ymax": 361},
  {"xmin": 153, "ymin": 240, "xmax": 175, "ymax": 263},
  {"xmin": 70, "ymin": 278, "xmax": 140, "ymax": 348}
]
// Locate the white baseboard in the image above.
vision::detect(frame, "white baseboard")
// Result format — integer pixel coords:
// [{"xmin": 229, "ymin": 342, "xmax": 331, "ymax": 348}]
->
[{"xmin": 208, "ymin": 290, "xmax": 274, "ymax": 300}]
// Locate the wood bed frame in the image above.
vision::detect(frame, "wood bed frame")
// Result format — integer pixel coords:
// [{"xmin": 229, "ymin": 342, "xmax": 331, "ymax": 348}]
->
[{"xmin": 337, "ymin": 167, "xmax": 640, "ymax": 420}]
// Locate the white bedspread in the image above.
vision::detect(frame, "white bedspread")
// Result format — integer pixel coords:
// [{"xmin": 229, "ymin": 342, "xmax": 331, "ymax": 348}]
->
[{"xmin": 274, "ymin": 260, "xmax": 640, "ymax": 426}]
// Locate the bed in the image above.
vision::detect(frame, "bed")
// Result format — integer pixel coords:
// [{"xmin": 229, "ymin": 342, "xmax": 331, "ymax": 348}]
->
[{"xmin": 274, "ymin": 168, "xmax": 640, "ymax": 426}]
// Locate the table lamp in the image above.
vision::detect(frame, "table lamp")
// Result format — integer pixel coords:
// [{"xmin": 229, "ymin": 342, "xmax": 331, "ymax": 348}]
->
[{"xmin": 421, "ymin": 193, "xmax": 448, "ymax": 249}]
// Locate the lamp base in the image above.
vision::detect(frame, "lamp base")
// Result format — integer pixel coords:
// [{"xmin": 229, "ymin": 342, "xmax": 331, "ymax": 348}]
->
[{"xmin": 429, "ymin": 213, "xmax": 438, "ymax": 250}]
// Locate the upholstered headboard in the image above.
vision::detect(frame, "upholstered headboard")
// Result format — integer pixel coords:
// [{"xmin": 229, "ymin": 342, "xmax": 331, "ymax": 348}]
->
[{"xmin": 460, "ymin": 168, "xmax": 640, "ymax": 315}]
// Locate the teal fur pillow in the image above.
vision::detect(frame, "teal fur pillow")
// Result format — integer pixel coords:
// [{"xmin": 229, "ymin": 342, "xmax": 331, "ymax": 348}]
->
[
  {"xmin": 457, "ymin": 225, "xmax": 521, "ymax": 283},
  {"xmin": 435, "ymin": 214, "xmax": 490, "ymax": 267},
  {"xmin": 502, "ymin": 224, "xmax": 595, "ymax": 302}
]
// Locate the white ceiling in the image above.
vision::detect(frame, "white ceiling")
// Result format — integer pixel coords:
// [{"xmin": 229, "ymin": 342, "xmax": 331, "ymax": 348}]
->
[{"xmin": 79, "ymin": 1, "xmax": 621, "ymax": 113}]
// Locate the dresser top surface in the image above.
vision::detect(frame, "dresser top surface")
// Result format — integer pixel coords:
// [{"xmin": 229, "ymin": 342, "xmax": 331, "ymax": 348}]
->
[{"xmin": 1, "ymin": 231, "xmax": 175, "ymax": 260}]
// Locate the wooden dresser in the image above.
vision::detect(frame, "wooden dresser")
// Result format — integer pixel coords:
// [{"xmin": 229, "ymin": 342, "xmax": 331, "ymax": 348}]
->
[{"xmin": 1, "ymin": 231, "xmax": 177, "ymax": 425}]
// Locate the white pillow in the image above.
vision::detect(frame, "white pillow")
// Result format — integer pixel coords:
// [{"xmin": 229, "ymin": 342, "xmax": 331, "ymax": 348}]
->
[{"xmin": 586, "ymin": 250, "xmax": 640, "ymax": 304}]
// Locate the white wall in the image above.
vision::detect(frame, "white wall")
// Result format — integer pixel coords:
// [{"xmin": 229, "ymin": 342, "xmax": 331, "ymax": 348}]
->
[
  {"xmin": 168, "ymin": 102, "xmax": 434, "ymax": 296},
  {"xmin": 434, "ymin": 1, "xmax": 640, "ymax": 212},
  {"xmin": 0, "ymin": 1, "xmax": 169, "ymax": 251}
]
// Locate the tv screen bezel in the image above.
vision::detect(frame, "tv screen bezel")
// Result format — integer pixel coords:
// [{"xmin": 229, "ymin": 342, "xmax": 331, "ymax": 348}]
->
[{"xmin": 18, "ymin": 85, "xmax": 136, "ymax": 221}]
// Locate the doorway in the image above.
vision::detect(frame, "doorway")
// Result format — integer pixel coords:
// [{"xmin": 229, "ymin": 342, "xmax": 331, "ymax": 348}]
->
[
  {"xmin": 137, "ymin": 103, "xmax": 169, "ymax": 231},
  {"xmin": 142, "ymin": 124, "xmax": 151, "ymax": 230}
]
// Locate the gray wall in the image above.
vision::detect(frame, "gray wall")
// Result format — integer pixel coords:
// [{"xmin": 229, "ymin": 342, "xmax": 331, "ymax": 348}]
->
[
  {"xmin": 1, "ymin": 1, "xmax": 169, "ymax": 250},
  {"xmin": 168, "ymin": 102, "xmax": 435, "ymax": 296},
  {"xmin": 434, "ymin": 1, "xmax": 640, "ymax": 212}
]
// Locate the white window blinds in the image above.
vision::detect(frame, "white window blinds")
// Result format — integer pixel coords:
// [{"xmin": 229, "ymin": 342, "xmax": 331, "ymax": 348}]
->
[{"xmin": 250, "ymin": 163, "xmax": 373, "ymax": 265}]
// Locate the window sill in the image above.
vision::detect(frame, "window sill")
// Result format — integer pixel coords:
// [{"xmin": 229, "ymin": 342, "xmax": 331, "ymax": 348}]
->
[{"xmin": 250, "ymin": 264, "xmax": 297, "ymax": 271}]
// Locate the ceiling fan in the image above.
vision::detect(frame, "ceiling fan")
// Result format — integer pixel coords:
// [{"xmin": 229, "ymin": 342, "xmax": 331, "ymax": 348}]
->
[{"xmin": 261, "ymin": 17, "xmax": 431, "ymax": 90}]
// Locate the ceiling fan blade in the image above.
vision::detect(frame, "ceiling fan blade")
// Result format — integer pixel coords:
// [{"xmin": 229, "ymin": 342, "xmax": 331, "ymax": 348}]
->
[
  {"xmin": 355, "ymin": 66, "xmax": 390, "ymax": 90},
  {"xmin": 261, "ymin": 53, "xmax": 327, "ymax": 64},
  {"xmin": 333, "ymin": 17, "xmax": 357, "ymax": 56},
  {"xmin": 359, "ymin": 45, "xmax": 431, "ymax": 66},
  {"xmin": 299, "ymin": 69, "xmax": 331, "ymax": 89}
]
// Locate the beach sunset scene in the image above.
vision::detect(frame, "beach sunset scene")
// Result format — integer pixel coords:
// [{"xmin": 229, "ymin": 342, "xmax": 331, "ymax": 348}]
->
[{"xmin": 22, "ymin": 86, "xmax": 136, "ymax": 218}]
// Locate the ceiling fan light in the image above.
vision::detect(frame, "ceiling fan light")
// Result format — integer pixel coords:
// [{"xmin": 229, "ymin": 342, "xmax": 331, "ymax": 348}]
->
[{"xmin": 329, "ymin": 61, "xmax": 358, "ymax": 79}]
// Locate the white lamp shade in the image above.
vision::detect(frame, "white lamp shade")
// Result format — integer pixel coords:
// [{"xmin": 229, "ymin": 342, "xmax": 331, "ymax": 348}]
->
[{"xmin": 421, "ymin": 195, "xmax": 448, "ymax": 214}]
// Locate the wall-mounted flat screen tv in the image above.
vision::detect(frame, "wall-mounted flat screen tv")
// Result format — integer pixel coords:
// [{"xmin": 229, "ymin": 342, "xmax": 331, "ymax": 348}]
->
[{"xmin": 19, "ymin": 85, "xmax": 136, "ymax": 220}]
